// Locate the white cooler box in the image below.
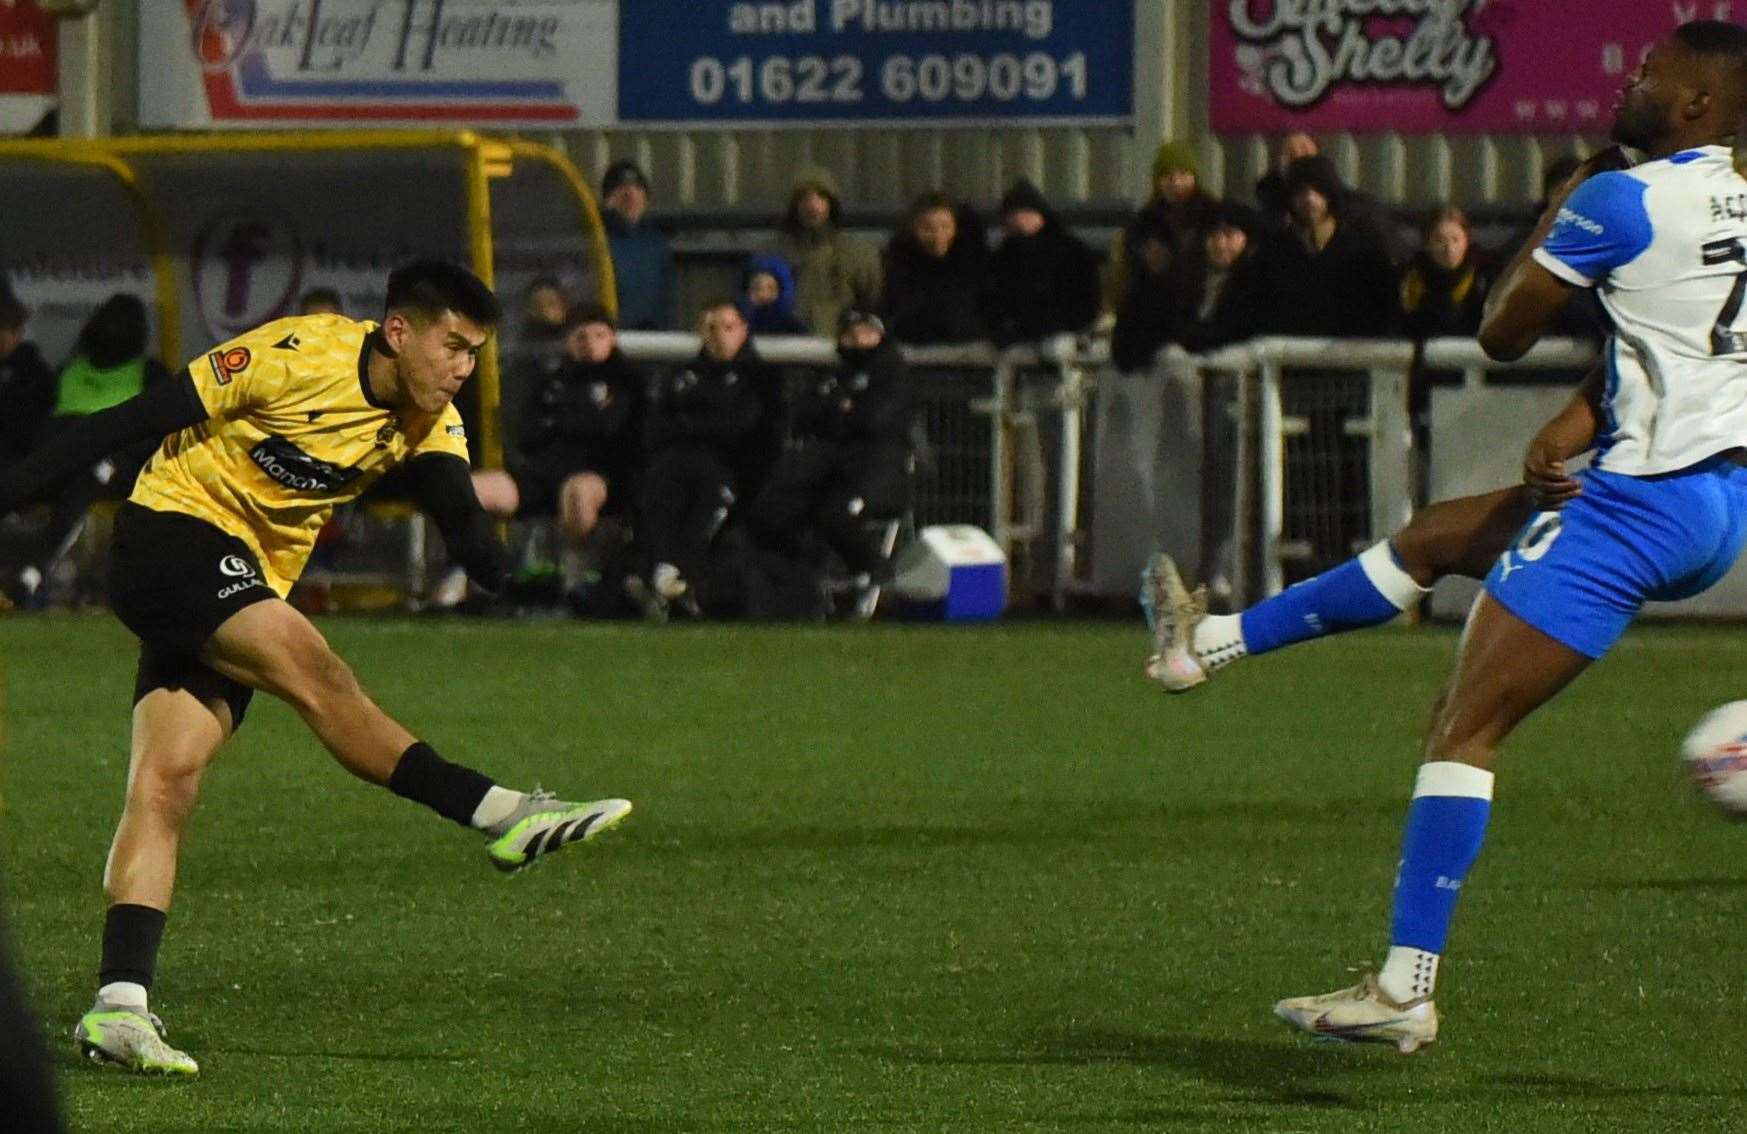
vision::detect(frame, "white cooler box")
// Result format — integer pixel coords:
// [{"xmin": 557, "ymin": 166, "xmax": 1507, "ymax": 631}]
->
[{"xmin": 890, "ymin": 525, "xmax": 1007, "ymax": 621}]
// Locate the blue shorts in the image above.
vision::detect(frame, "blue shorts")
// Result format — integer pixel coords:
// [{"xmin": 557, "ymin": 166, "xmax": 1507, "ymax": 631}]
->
[{"xmin": 1484, "ymin": 458, "xmax": 1747, "ymax": 658}]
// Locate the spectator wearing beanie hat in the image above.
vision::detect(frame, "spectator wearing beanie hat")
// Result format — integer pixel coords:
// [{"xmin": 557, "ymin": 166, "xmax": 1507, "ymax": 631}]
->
[
  {"xmin": 772, "ymin": 167, "xmax": 884, "ymax": 335},
  {"xmin": 601, "ymin": 159, "xmax": 676, "ymax": 331},
  {"xmin": 1105, "ymin": 140, "xmax": 1245, "ymax": 319},
  {"xmin": 988, "ymin": 178, "xmax": 1101, "ymax": 347}
]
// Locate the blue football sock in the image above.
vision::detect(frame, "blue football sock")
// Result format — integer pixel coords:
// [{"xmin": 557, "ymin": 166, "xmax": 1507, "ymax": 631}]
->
[
  {"xmin": 1239, "ymin": 541, "xmax": 1427, "ymax": 655},
  {"xmin": 1379, "ymin": 761, "xmax": 1494, "ymax": 1002}
]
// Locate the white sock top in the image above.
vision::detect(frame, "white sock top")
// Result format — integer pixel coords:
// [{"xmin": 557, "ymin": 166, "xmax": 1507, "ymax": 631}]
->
[
  {"xmin": 1413, "ymin": 761, "xmax": 1495, "ymax": 800},
  {"xmin": 1359, "ymin": 541, "xmax": 1431, "ymax": 611},
  {"xmin": 98, "ymin": 980, "xmax": 148, "ymax": 1011}
]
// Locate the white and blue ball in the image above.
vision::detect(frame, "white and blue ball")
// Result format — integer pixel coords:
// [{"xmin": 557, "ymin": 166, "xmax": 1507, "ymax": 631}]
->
[{"xmin": 1681, "ymin": 701, "xmax": 1747, "ymax": 816}]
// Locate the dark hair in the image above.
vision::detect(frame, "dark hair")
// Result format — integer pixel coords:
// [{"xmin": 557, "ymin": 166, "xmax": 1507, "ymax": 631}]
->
[
  {"xmin": 1421, "ymin": 204, "xmax": 1471, "ymax": 242},
  {"xmin": 699, "ymin": 296, "xmax": 743, "ymax": 318},
  {"xmin": 384, "ymin": 260, "xmax": 502, "ymax": 328},
  {"xmin": 1676, "ymin": 20, "xmax": 1747, "ymax": 105},
  {"xmin": 298, "ymin": 286, "xmax": 343, "ymax": 313},
  {"xmin": 526, "ymin": 275, "xmax": 564, "ymax": 297},
  {"xmin": 77, "ymin": 293, "xmax": 150, "ymax": 369},
  {"xmin": 0, "ymin": 287, "xmax": 26, "ymax": 333},
  {"xmin": 564, "ymin": 303, "xmax": 616, "ymax": 332}
]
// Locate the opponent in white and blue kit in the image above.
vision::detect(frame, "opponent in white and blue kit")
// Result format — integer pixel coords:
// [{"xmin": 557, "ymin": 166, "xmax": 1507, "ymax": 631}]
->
[{"xmin": 1154, "ymin": 20, "xmax": 1747, "ymax": 1051}]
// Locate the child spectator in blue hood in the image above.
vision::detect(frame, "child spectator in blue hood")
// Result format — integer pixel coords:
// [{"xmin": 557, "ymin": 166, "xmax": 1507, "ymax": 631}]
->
[{"xmin": 737, "ymin": 253, "xmax": 809, "ymax": 335}]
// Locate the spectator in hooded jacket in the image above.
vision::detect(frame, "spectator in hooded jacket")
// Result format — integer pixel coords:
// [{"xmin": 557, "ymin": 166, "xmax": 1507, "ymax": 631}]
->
[
  {"xmin": 988, "ymin": 179, "xmax": 1102, "ymax": 347},
  {"xmin": 881, "ymin": 192, "xmax": 992, "ymax": 346},
  {"xmin": 0, "ymin": 287, "xmax": 54, "ymax": 466},
  {"xmin": 747, "ymin": 308, "xmax": 914, "ymax": 604},
  {"xmin": 1105, "ymin": 140, "xmax": 1248, "ymax": 318},
  {"xmin": 630, "ymin": 300, "xmax": 775, "ymax": 619},
  {"xmin": 773, "ymin": 168, "xmax": 884, "ymax": 335},
  {"xmin": 1396, "ymin": 206, "xmax": 1492, "ymax": 341},
  {"xmin": 1168, "ymin": 203, "xmax": 1270, "ymax": 354},
  {"xmin": 1261, "ymin": 155, "xmax": 1397, "ymax": 337},
  {"xmin": 602, "ymin": 160, "xmax": 677, "ymax": 331},
  {"xmin": 738, "ymin": 253, "xmax": 810, "ymax": 336}
]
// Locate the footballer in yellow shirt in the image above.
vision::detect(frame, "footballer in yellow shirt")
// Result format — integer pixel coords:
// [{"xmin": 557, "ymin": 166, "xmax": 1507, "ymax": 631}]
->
[
  {"xmin": 1, "ymin": 262, "xmax": 630, "ymax": 1076},
  {"xmin": 130, "ymin": 311, "xmax": 471, "ymax": 596}
]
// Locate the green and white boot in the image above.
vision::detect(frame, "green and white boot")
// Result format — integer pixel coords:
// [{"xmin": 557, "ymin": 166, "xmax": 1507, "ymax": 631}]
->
[
  {"xmin": 485, "ymin": 792, "xmax": 633, "ymax": 874},
  {"xmin": 74, "ymin": 1002, "xmax": 199, "ymax": 1076}
]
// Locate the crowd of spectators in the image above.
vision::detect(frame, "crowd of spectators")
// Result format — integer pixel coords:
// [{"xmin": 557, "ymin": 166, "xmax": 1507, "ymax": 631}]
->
[
  {"xmin": 597, "ymin": 139, "xmax": 1604, "ymax": 371},
  {"xmin": 2, "ymin": 138, "xmax": 1603, "ymax": 617}
]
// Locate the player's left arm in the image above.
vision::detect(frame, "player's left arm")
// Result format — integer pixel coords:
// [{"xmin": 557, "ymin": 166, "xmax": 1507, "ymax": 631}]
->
[
  {"xmin": 403, "ymin": 408, "xmax": 508, "ymax": 594},
  {"xmin": 1481, "ymin": 148, "xmax": 1637, "ymax": 361}
]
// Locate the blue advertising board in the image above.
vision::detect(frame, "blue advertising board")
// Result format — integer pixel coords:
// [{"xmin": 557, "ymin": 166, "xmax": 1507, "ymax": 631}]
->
[{"xmin": 618, "ymin": 1, "xmax": 1133, "ymax": 125}]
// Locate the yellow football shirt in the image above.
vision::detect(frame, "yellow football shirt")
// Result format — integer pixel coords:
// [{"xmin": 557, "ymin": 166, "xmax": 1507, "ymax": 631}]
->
[{"xmin": 130, "ymin": 314, "xmax": 470, "ymax": 596}]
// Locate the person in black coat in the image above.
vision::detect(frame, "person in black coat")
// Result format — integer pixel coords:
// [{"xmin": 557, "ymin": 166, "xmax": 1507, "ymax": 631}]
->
[
  {"xmin": 747, "ymin": 308, "xmax": 915, "ymax": 589},
  {"xmin": 470, "ymin": 305, "xmax": 647, "ymax": 546},
  {"xmin": 1168, "ymin": 203, "xmax": 1270, "ymax": 353},
  {"xmin": 0, "ymin": 288, "xmax": 54, "ymax": 466},
  {"xmin": 631, "ymin": 300, "xmax": 775, "ymax": 617},
  {"xmin": 987, "ymin": 179, "xmax": 1102, "ymax": 347},
  {"xmin": 880, "ymin": 192, "xmax": 992, "ymax": 346},
  {"xmin": 1110, "ymin": 204, "xmax": 1181, "ymax": 373},
  {"xmin": 1261, "ymin": 155, "xmax": 1398, "ymax": 337}
]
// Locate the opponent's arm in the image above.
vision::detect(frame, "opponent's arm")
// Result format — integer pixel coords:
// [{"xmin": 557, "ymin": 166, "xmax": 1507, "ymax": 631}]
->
[
  {"xmin": 1522, "ymin": 364, "xmax": 1606, "ymax": 509},
  {"xmin": 0, "ymin": 371, "xmax": 207, "ymax": 510},
  {"xmin": 1480, "ymin": 147, "xmax": 1631, "ymax": 362},
  {"xmin": 405, "ymin": 454, "xmax": 509, "ymax": 595}
]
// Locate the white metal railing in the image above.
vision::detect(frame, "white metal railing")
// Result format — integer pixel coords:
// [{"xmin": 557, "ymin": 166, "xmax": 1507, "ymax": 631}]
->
[{"xmin": 617, "ymin": 331, "xmax": 1601, "ymax": 608}]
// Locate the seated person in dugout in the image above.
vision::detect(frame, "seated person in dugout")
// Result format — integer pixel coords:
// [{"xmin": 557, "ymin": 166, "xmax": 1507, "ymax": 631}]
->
[
  {"xmin": 747, "ymin": 308, "xmax": 915, "ymax": 599},
  {"xmin": 461, "ymin": 307, "xmax": 648, "ymax": 601},
  {"xmin": 628, "ymin": 299, "xmax": 777, "ymax": 620}
]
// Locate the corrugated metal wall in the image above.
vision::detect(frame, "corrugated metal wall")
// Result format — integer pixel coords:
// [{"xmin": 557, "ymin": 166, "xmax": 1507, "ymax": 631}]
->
[{"xmin": 535, "ymin": 2, "xmax": 1606, "ymax": 216}]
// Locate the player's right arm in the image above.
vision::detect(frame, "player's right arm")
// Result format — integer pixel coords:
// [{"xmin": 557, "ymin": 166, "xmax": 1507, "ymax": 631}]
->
[
  {"xmin": 0, "ymin": 328, "xmax": 288, "ymax": 510},
  {"xmin": 1480, "ymin": 147, "xmax": 1636, "ymax": 361}
]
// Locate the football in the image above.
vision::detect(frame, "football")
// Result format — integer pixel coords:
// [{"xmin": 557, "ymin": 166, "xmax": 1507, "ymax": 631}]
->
[{"xmin": 1681, "ymin": 701, "xmax": 1747, "ymax": 816}]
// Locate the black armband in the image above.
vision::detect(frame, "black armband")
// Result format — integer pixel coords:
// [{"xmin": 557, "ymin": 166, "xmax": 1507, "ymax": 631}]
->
[
  {"xmin": 0, "ymin": 371, "xmax": 206, "ymax": 509},
  {"xmin": 406, "ymin": 454, "xmax": 509, "ymax": 595}
]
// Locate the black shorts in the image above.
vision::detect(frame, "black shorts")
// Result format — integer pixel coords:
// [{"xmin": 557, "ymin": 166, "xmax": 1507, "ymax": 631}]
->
[{"xmin": 109, "ymin": 502, "xmax": 274, "ymax": 727}]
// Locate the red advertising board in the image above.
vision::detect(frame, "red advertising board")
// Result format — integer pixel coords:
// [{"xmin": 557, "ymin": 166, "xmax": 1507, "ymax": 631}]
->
[
  {"xmin": 1209, "ymin": 0, "xmax": 1691, "ymax": 134},
  {"xmin": 0, "ymin": 1, "xmax": 55, "ymax": 95}
]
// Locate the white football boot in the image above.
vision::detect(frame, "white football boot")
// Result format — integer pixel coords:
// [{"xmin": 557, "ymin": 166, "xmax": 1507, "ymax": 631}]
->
[
  {"xmin": 1273, "ymin": 974, "xmax": 1439, "ymax": 1054},
  {"xmin": 1141, "ymin": 554, "xmax": 1210, "ymax": 692},
  {"xmin": 485, "ymin": 792, "xmax": 633, "ymax": 874},
  {"xmin": 74, "ymin": 1003, "xmax": 199, "ymax": 1076}
]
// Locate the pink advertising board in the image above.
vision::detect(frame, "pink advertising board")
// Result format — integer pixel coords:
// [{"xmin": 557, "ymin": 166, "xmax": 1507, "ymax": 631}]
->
[{"xmin": 1209, "ymin": 0, "xmax": 1706, "ymax": 135}]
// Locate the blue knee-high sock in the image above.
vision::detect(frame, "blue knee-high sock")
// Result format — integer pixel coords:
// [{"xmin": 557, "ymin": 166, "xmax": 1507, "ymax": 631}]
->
[
  {"xmin": 1380, "ymin": 761, "xmax": 1494, "ymax": 1002},
  {"xmin": 1240, "ymin": 541, "xmax": 1428, "ymax": 655}
]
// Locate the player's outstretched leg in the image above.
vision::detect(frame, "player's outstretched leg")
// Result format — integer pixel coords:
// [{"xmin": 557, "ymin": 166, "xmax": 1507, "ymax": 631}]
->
[
  {"xmin": 1274, "ymin": 592, "xmax": 1591, "ymax": 1052},
  {"xmin": 1144, "ymin": 487, "xmax": 1533, "ymax": 692},
  {"xmin": 200, "ymin": 600, "xmax": 632, "ymax": 873}
]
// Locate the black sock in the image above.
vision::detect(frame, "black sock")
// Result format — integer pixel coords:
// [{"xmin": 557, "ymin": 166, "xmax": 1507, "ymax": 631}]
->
[
  {"xmin": 387, "ymin": 742, "xmax": 496, "ymax": 827},
  {"xmin": 99, "ymin": 904, "xmax": 167, "ymax": 992}
]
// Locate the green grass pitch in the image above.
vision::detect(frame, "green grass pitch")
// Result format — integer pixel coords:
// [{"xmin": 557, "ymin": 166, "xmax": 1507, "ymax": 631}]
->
[{"xmin": 3, "ymin": 613, "xmax": 1747, "ymax": 1132}]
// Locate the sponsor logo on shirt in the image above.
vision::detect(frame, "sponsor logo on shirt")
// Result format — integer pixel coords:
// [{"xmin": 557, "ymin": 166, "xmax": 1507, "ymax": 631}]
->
[
  {"xmin": 249, "ymin": 436, "xmax": 364, "ymax": 493},
  {"xmin": 207, "ymin": 346, "xmax": 252, "ymax": 387},
  {"xmin": 446, "ymin": 424, "xmax": 466, "ymax": 437},
  {"xmin": 1556, "ymin": 207, "xmax": 1604, "ymax": 237}
]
